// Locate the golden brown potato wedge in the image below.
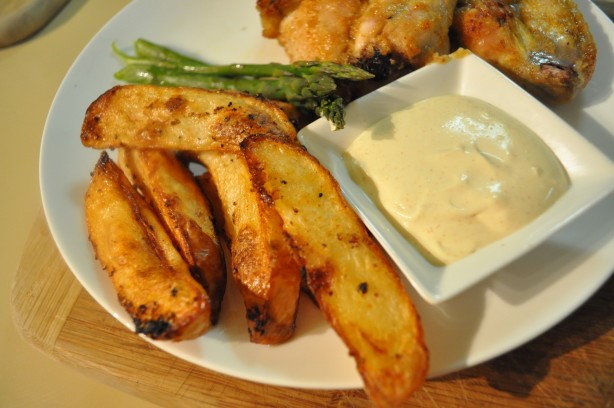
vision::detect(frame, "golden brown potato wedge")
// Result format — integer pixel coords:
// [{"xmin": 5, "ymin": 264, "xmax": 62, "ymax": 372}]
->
[
  {"xmin": 197, "ymin": 150, "xmax": 302, "ymax": 344},
  {"xmin": 241, "ymin": 136, "xmax": 428, "ymax": 407},
  {"xmin": 85, "ymin": 151, "xmax": 211, "ymax": 340},
  {"xmin": 119, "ymin": 148, "xmax": 226, "ymax": 324},
  {"xmin": 81, "ymin": 85, "xmax": 296, "ymax": 152}
]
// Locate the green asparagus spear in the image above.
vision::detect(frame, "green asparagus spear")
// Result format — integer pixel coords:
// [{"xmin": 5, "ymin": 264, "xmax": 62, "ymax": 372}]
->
[
  {"xmin": 115, "ymin": 40, "xmax": 374, "ymax": 81},
  {"xmin": 112, "ymin": 38, "xmax": 375, "ymax": 129},
  {"xmin": 115, "ymin": 64, "xmax": 337, "ymax": 102},
  {"xmin": 311, "ymin": 96, "xmax": 346, "ymax": 130},
  {"xmin": 133, "ymin": 38, "xmax": 208, "ymax": 66}
]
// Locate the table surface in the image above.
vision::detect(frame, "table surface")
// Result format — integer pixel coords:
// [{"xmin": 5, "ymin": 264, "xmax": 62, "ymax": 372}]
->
[{"xmin": 3, "ymin": 1, "xmax": 613, "ymax": 407}]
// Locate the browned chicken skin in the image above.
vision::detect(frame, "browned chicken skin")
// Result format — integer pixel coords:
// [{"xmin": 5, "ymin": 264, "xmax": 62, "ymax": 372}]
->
[
  {"xmin": 271, "ymin": 0, "xmax": 364, "ymax": 62},
  {"xmin": 257, "ymin": 0, "xmax": 597, "ymax": 102},
  {"xmin": 352, "ymin": 0, "xmax": 458, "ymax": 68},
  {"xmin": 256, "ymin": 0, "xmax": 303, "ymax": 38},
  {"xmin": 258, "ymin": 0, "xmax": 457, "ymax": 78},
  {"xmin": 453, "ymin": 0, "xmax": 597, "ymax": 102}
]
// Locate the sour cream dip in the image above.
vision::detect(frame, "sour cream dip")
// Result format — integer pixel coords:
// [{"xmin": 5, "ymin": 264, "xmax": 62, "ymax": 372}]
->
[{"xmin": 344, "ymin": 95, "xmax": 570, "ymax": 265}]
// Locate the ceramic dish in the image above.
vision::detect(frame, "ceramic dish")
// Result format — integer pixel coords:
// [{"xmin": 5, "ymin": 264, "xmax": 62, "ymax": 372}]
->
[
  {"xmin": 40, "ymin": 0, "xmax": 614, "ymax": 388},
  {"xmin": 298, "ymin": 52, "xmax": 614, "ymax": 304}
]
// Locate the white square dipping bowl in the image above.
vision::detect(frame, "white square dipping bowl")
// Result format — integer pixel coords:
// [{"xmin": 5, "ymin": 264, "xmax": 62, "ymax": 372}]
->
[{"xmin": 297, "ymin": 52, "xmax": 614, "ymax": 304}]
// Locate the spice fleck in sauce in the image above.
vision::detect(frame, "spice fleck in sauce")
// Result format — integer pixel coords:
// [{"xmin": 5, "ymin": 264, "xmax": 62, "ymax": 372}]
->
[{"xmin": 344, "ymin": 95, "xmax": 570, "ymax": 265}]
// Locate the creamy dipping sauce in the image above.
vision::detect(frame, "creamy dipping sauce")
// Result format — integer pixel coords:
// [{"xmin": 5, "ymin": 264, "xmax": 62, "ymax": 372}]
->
[{"xmin": 344, "ymin": 95, "xmax": 570, "ymax": 265}]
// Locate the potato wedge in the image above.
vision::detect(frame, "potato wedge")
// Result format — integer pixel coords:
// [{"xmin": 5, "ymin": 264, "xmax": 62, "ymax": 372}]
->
[
  {"xmin": 81, "ymin": 85, "xmax": 296, "ymax": 152},
  {"xmin": 85, "ymin": 151, "xmax": 211, "ymax": 340},
  {"xmin": 197, "ymin": 150, "xmax": 302, "ymax": 344},
  {"xmin": 241, "ymin": 136, "xmax": 428, "ymax": 407},
  {"xmin": 119, "ymin": 148, "xmax": 226, "ymax": 324}
]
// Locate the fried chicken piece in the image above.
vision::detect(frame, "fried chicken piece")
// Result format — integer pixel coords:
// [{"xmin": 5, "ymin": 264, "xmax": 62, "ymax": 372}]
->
[
  {"xmin": 352, "ymin": 0, "xmax": 458, "ymax": 69},
  {"xmin": 258, "ymin": 0, "xmax": 457, "ymax": 77},
  {"xmin": 256, "ymin": 0, "xmax": 303, "ymax": 38},
  {"xmin": 453, "ymin": 0, "xmax": 597, "ymax": 102},
  {"xmin": 273, "ymin": 0, "xmax": 363, "ymax": 63}
]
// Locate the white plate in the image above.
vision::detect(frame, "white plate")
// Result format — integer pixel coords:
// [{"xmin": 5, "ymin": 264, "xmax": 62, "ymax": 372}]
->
[
  {"xmin": 298, "ymin": 52, "xmax": 614, "ymax": 304},
  {"xmin": 40, "ymin": 0, "xmax": 614, "ymax": 388}
]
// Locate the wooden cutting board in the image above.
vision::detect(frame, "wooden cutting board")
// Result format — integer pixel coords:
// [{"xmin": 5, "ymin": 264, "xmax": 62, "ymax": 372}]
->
[
  {"xmin": 10, "ymin": 211, "xmax": 614, "ymax": 407},
  {"xmin": 0, "ymin": 0, "xmax": 70, "ymax": 47}
]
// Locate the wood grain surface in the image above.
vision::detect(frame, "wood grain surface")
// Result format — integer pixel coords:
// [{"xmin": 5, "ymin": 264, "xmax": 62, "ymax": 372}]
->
[{"xmin": 11, "ymin": 211, "xmax": 614, "ymax": 407}]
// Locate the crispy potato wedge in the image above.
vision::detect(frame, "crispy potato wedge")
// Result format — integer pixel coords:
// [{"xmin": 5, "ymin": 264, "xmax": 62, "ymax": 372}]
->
[
  {"xmin": 241, "ymin": 136, "xmax": 428, "ymax": 407},
  {"xmin": 81, "ymin": 85, "xmax": 296, "ymax": 152},
  {"xmin": 85, "ymin": 151, "xmax": 211, "ymax": 340},
  {"xmin": 197, "ymin": 150, "xmax": 302, "ymax": 344},
  {"xmin": 119, "ymin": 148, "xmax": 226, "ymax": 324}
]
